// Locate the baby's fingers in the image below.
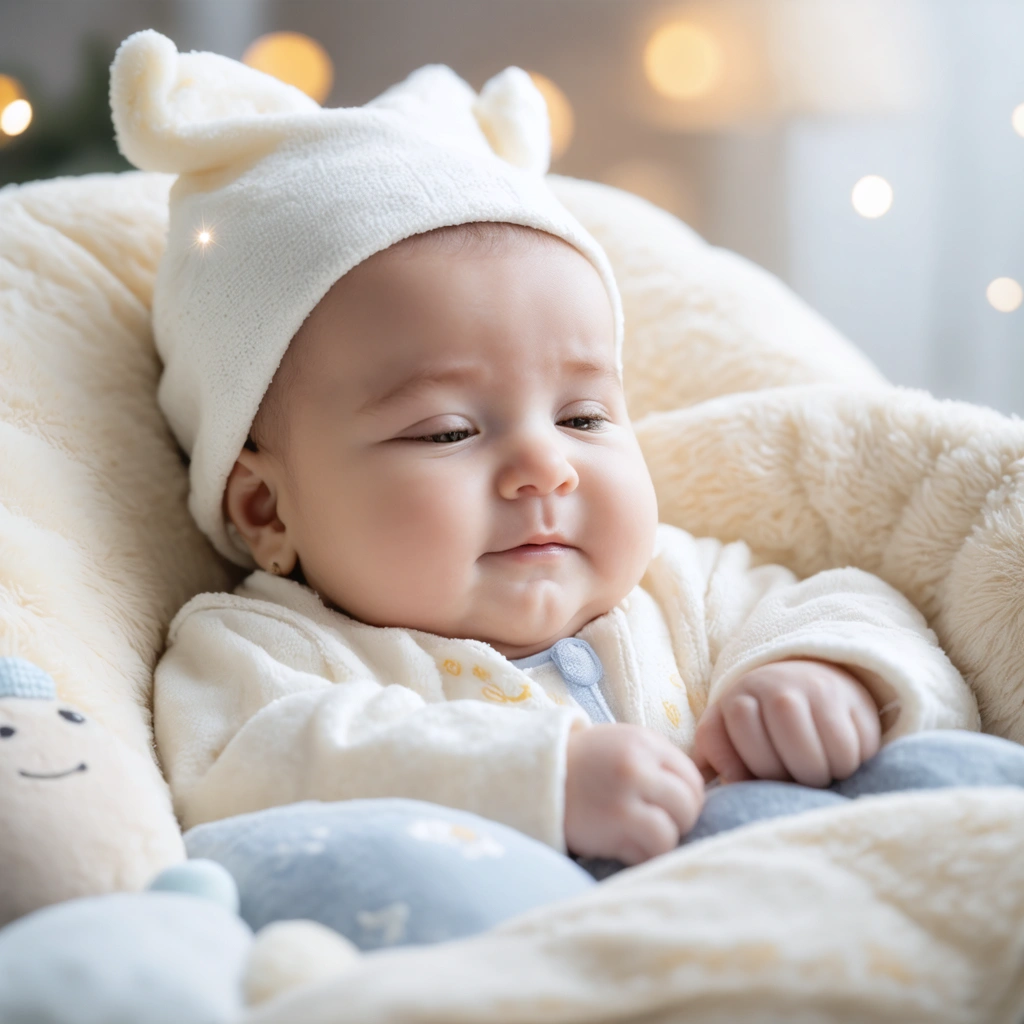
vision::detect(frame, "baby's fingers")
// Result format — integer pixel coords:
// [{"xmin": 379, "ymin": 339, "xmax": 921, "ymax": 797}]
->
[
  {"xmin": 809, "ymin": 701, "xmax": 864, "ymax": 780},
  {"xmin": 660, "ymin": 743, "xmax": 707, "ymax": 797},
  {"xmin": 642, "ymin": 768, "xmax": 703, "ymax": 836},
  {"xmin": 693, "ymin": 704, "xmax": 754, "ymax": 784},
  {"xmin": 721, "ymin": 693, "xmax": 789, "ymax": 781},
  {"xmin": 761, "ymin": 689, "xmax": 830, "ymax": 787},
  {"xmin": 622, "ymin": 804, "xmax": 682, "ymax": 863},
  {"xmin": 851, "ymin": 696, "xmax": 882, "ymax": 762}
]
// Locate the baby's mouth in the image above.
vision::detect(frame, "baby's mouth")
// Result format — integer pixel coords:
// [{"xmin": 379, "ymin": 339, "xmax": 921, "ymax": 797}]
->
[
  {"xmin": 18, "ymin": 763, "xmax": 88, "ymax": 780},
  {"xmin": 488, "ymin": 543, "xmax": 575, "ymax": 561},
  {"xmin": 489, "ymin": 532, "xmax": 577, "ymax": 556}
]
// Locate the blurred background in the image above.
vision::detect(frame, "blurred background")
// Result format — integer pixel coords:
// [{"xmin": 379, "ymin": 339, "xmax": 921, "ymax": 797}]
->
[{"xmin": 2, "ymin": 0, "xmax": 1022, "ymax": 412}]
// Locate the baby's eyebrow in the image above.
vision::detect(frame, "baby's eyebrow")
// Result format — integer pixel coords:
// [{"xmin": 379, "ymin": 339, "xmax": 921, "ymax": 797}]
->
[
  {"xmin": 357, "ymin": 365, "xmax": 484, "ymax": 417},
  {"xmin": 566, "ymin": 359, "xmax": 622, "ymax": 391},
  {"xmin": 357, "ymin": 357, "xmax": 619, "ymax": 417}
]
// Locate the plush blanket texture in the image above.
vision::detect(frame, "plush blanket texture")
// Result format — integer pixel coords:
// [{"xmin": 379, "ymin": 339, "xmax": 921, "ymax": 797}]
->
[{"xmin": 4, "ymin": 168, "xmax": 1024, "ymax": 1020}]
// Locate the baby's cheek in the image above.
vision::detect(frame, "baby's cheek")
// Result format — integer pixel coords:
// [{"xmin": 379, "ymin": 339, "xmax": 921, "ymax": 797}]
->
[
  {"xmin": 360, "ymin": 466, "xmax": 477, "ymax": 574},
  {"xmin": 592, "ymin": 449, "xmax": 659, "ymax": 575}
]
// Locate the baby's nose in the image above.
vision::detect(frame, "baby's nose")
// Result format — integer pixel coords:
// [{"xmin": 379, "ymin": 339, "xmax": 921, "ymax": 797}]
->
[{"xmin": 496, "ymin": 436, "xmax": 579, "ymax": 499}]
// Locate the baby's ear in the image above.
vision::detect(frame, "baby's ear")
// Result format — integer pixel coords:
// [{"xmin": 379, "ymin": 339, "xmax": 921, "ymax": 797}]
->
[
  {"xmin": 109, "ymin": 29, "xmax": 320, "ymax": 175},
  {"xmin": 472, "ymin": 67, "xmax": 551, "ymax": 175}
]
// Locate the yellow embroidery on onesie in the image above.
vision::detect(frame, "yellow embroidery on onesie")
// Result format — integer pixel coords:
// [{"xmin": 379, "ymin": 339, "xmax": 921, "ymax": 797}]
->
[
  {"xmin": 663, "ymin": 701, "xmax": 681, "ymax": 728},
  {"xmin": 685, "ymin": 687, "xmax": 707, "ymax": 719},
  {"xmin": 481, "ymin": 683, "xmax": 532, "ymax": 704},
  {"xmin": 440, "ymin": 659, "xmax": 462, "ymax": 676},
  {"xmin": 472, "ymin": 665, "xmax": 491, "ymax": 681}
]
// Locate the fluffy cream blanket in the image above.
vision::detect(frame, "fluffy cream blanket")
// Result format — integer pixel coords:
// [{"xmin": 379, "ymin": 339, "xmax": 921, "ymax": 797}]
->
[{"xmin": 3, "ymin": 168, "xmax": 1024, "ymax": 1021}]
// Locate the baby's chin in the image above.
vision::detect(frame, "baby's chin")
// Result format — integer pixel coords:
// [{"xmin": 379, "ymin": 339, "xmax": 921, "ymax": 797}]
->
[
  {"xmin": 456, "ymin": 593, "xmax": 615, "ymax": 659},
  {"xmin": 316, "ymin": 571, "xmax": 621, "ymax": 656}
]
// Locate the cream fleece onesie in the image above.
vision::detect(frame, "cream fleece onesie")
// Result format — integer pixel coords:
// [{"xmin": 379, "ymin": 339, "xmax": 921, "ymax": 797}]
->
[{"xmin": 153, "ymin": 523, "xmax": 979, "ymax": 851}]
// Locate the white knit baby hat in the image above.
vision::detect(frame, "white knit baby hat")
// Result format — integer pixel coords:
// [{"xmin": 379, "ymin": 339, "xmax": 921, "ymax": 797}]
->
[{"xmin": 108, "ymin": 30, "xmax": 624, "ymax": 569}]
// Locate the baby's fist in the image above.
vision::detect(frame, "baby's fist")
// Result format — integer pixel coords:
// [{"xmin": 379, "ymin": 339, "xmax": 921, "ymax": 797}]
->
[
  {"xmin": 564, "ymin": 724, "xmax": 704, "ymax": 865},
  {"xmin": 692, "ymin": 660, "xmax": 881, "ymax": 788}
]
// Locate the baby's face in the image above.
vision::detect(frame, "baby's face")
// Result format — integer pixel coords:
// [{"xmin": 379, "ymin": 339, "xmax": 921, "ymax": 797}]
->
[{"xmin": 227, "ymin": 229, "xmax": 659, "ymax": 658}]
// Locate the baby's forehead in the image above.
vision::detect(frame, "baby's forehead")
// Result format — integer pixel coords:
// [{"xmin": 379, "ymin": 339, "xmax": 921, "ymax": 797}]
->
[
  {"xmin": 272, "ymin": 221, "xmax": 617, "ymax": 421},
  {"xmin": 384, "ymin": 221, "xmax": 570, "ymax": 260}
]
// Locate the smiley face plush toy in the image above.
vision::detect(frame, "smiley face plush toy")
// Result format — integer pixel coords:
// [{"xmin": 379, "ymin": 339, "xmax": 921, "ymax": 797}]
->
[{"xmin": 0, "ymin": 657, "xmax": 185, "ymax": 926}]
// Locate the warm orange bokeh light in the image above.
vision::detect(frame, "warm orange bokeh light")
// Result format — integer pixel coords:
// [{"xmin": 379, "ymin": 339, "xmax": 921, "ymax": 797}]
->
[
  {"xmin": 242, "ymin": 32, "xmax": 334, "ymax": 104},
  {"xmin": 527, "ymin": 72, "xmax": 574, "ymax": 160},
  {"xmin": 644, "ymin": 20, "xmax": 724, "ymax": 101},
  {"xmin": 0, "ymin": 98, "xmax": 31, "ymax": 137},
  {"xmin": 0, "ymin": 74, "xmax": 30, "ymax": 139}
]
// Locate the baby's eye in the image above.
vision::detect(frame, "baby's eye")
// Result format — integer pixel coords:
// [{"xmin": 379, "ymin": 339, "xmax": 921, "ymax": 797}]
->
[
  {"xmin": 559, "ymin": 416, "xmax": 607, "ymax": 431},
  {"xmin": 58, "ymin": 709, "xmax": 86, "ymax": 724},
  {"xmin": 415, "ymin": 429, "xmax": 475, "ymax": 444}
]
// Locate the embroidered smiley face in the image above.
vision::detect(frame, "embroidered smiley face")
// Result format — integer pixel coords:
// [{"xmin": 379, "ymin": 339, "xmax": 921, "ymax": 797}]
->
[
  {"xmin": 1, "ymin": 708, "xmax": 90, "ymax": 778},
  {"xmin": 0, "ymin": 658, "xmax": 93, "ymax": 784}
]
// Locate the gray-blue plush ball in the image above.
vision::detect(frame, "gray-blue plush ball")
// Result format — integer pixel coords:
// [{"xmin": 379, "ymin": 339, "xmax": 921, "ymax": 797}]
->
[{"xmin": 185, "ymin": 798, "xmax": 594, "ymax": 951}]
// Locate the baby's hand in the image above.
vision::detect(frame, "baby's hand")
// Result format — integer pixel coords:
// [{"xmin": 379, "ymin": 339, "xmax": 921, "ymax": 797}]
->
[
  {"xmin": 564, "ymin": 723, "xmax": 704, "ymax": 865},
  {"xmin": 692, "ymin": 660, "xmax": 881, "ymax": 788}
]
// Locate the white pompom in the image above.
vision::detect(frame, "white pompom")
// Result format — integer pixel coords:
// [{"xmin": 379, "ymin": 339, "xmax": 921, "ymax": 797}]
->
[
  {"xmin": 244, "ymin": 920, "xmax": 360, "ymax": 1006},
  {"xmin": 472, "ymin": 67, "xmax": 551, "ymax": 175}
]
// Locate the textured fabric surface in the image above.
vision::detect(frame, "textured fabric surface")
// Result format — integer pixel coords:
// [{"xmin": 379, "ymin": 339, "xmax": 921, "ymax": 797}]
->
[
  {"xmin": 634, "ymin": 386, "xmax": 1024, "ymax": 744},
  {"xmin": 0, "ymin": 656, "xmax": 57, "ymax": 700},
  {"xmin": 184, "ymin": 799, "xmax": 594, "ymax": 949}
]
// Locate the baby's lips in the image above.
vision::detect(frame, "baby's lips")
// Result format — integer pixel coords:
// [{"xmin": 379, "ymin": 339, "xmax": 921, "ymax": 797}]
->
[{"xmin": 491, "ymin": 532, "xmax": 575, "ymax": 552}]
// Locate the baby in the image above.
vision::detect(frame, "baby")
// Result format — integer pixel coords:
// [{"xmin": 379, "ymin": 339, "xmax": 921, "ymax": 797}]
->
[
  {"xmin": 218, "ymin": 220, "xmax": 912, "ymax": 864},
  {"xmin": 112, "ymin": 32, "xmax": 979, "ymax": 868}
]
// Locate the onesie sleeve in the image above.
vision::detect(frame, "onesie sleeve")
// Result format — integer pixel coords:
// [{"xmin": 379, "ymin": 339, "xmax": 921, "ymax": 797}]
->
[
  {"xmin": 153, "ymin": 604, "xmax": 587, "ymax": 851},
  {"xmin": 692, "ymin": 536, "xmax": 980, "ymax": 740}
]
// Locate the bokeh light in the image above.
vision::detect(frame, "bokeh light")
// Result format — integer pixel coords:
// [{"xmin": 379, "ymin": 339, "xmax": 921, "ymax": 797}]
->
[
  {"xmin": 242, "ymin": 32, "xmax": 334, "ymax": 104},
  {"xmin": 0, "ymin": 74, "xmax": 30, "ymax": 138},
  {"xmin": 527, "ymin": 72, "xmax": 574, "ymax": 160},
  {"xmin": 1013, "ymin": 103, "xmax": 1024, "ymax": 138},
  {"xmin": 644, "ymin": 21, "xmax": 724, "ymax": 101},
  {"xmin": 0, "ymin": 98, "xmax": 32, "ymax": 136},
  {"xmin": 987, "ymin": 277, "xmax": 1023, "ymax": 313},
  {"xmin": 851, "ymin": 175, "xmax": 894, "ymax": 219}
]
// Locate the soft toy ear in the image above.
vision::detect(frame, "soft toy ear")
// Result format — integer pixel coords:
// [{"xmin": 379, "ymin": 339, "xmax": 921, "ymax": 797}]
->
[
  {"xmin": 473, "ymin": 67, "xmax": 551, "ymax": 175},
  {"xmin": 109, "ymin": 29, "xmax": 320, "ymax": 175},
  {"xmin": 364, "ymin": 64, "xmax": 488, "ymax": 157}
]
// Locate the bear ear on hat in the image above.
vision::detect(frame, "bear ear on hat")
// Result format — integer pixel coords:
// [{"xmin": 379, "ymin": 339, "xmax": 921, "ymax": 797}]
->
[
  {"xmin": 473, "ymin": 67, "xmax": 551, "ymax": 176},
  {"xmin": 109, "ymin": 29, "xmax": 320, "ymax": 175}
]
